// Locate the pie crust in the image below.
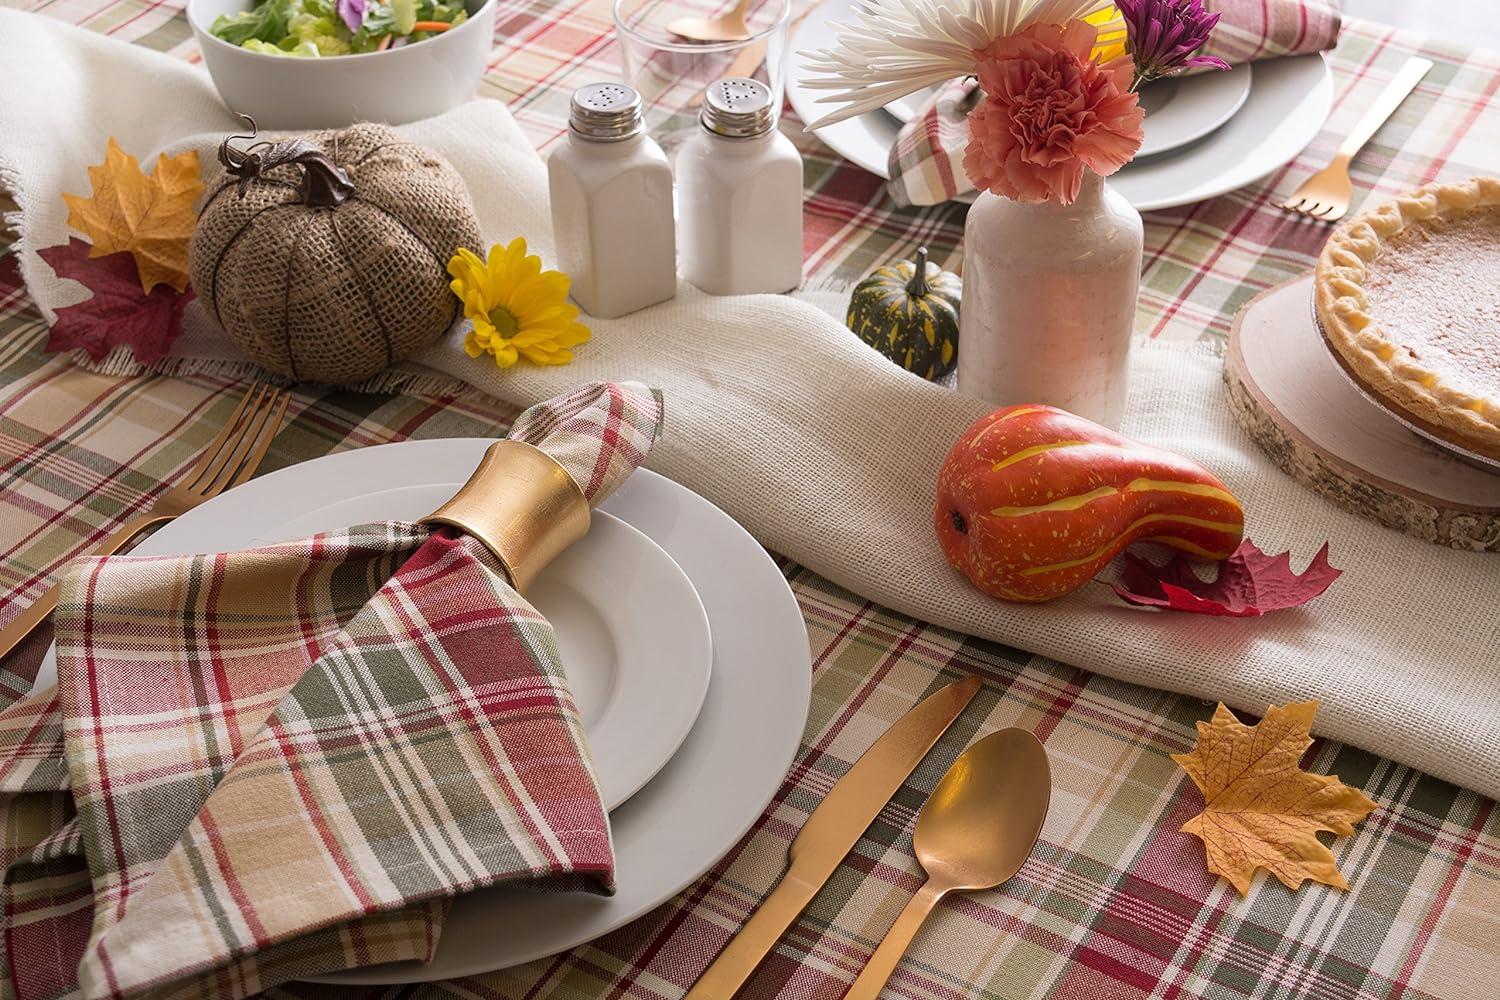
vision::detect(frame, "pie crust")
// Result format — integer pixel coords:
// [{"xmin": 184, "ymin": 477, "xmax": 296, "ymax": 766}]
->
[{"xmin": 1314, "ymin": 176, "xmax": 1500, "ymax": 464}]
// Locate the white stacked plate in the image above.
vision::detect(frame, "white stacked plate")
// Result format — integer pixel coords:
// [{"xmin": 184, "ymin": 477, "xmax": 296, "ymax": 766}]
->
[
  {"xmin": 32, "ymin": 440, "xmax": 813, "ymax": 982},
  {"xmin": 787, "ymin": 0, "xmax": 1334, "ymax": 211}
]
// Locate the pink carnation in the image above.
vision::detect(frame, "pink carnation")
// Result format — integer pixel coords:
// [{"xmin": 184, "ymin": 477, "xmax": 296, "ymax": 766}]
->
[{"xmin": 963, "ymin": 20, "xmax": 1145, "ymax": 205}]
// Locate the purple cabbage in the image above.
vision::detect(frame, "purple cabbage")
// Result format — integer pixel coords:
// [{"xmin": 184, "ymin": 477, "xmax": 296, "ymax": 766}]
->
[{"xmin": 336, "ymin": 0, "xmax": 366, "ymax": 34}]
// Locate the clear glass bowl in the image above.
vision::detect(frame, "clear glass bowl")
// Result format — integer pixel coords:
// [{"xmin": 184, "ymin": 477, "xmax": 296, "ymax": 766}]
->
[{"xmin": 613, "ymin": 0, "xmax": 791, "ymax": 153}]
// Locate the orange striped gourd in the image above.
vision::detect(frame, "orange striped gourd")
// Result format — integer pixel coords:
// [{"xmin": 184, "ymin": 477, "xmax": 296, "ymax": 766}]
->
[{"xmin": 934, "ymin": 405, "xmax": 1245, "ymax": 603}]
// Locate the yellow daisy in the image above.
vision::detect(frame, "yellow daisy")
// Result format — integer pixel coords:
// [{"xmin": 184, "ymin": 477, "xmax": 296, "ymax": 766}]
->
[{"xmin": 446, "ymin": 238, "xmax": 591, "ymax": 368}]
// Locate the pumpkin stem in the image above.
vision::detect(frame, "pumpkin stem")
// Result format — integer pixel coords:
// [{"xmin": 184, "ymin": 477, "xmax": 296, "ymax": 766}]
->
[
  {"xmin": 297, "ymin": 153, "xmax": 356, "ymax": 208},
  {"xmin": 906, "ymin": 246, "xmax": 931, "ymax": 298},
  {"xmin": 218, "ymin": 114, "xmax": 356, "ymax": 208}
]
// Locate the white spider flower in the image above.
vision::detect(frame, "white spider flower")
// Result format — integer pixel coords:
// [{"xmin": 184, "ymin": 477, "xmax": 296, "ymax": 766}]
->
[{"xmin": 800, "ymin": 0, "xmax": 1124, "ymax": 128}]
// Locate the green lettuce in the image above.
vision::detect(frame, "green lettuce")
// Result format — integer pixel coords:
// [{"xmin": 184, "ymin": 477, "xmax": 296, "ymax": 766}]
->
[
  {"xmin": 391, "ymin": 0, "xmax": 416, "ymax": 34},
  {"xmin": 210, "ymin": 0, "xmax": 294, "ymax": 46},
  {"xmin": 288, "ymin": 12, "xmax": 351, "ymax": 53},
  {"xmin": 241, "ymin": 36, "xmax": 321, "ymax": 56}
]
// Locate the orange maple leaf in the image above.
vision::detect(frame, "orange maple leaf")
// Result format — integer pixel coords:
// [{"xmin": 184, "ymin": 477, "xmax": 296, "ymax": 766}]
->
[
  {"xmin": 1172, "ymin": 701, "xmax": 1377, "ymax": 896},
  {"xmin": 63, "ymin": 138, "xmax": 202, "ymax": 294}
]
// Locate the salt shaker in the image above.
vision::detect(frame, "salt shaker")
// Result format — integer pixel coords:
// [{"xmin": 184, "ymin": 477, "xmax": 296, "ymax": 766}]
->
[
  {"xmin": 676, "ymin": 78, "xmax": 803, "ymax": 296},
  {"xmin": 548, "ymin": 83, "xmax": 676, "ymax": 318}
]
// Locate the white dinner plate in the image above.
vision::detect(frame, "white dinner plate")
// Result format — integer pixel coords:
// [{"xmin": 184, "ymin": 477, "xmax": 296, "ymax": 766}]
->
[
  {"xmin": 41, "ymin": 440, "xmax": 811, "ymax": 981},
  {"xmin": 33, "ymin": 482, "xmax": 713, "ymax": 814},
  {"xmin": 315, "ymin": 446, "xmax": 810, "ymax": 981},
  {"xmin": 883, "ymin": 89, "xmax": 937, "ymax": 124},
  {"xmin": 788, "ymin": 0, "xmax": 1332, "ymax": 211},
  {"xmin": 881, "ymin": 65, "xmax": 1252, "ymax": 160}
]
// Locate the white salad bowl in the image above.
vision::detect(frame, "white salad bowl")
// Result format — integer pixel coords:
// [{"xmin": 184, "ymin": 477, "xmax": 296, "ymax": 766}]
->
[{"xmin": 187, "ymin": 0, "xmax": 495, "ymax": 129}]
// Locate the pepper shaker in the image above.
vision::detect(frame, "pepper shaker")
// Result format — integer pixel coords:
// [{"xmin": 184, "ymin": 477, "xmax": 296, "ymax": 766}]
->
[
  {"xmin": 676, "ymin": 78, "xmax": 803, "ymax": 296},
  {"xmin": 548, "ymin": 83, "xmax": 677, "ymax": 318}
]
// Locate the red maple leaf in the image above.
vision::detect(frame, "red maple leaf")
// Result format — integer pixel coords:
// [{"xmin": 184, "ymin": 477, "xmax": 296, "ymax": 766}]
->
[
  {"xmin": 1110, "ymin": 539, "xmax": 1341, "ymax": 617},
  {"xmin": 38, "ymin": 238, "xmax": 192, "ymax": 364}
]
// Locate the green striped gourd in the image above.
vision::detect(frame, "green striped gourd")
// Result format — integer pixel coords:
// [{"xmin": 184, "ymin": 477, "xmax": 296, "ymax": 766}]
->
[{"xmin": 846, "ymin": 247, "xmax": 961, "ymax": 380}]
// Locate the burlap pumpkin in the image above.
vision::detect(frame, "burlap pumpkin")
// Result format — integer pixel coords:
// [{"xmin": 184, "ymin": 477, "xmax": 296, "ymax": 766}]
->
[{"xmin": 189, "ymin": 121, "xmax": 482, "ymax": 383}]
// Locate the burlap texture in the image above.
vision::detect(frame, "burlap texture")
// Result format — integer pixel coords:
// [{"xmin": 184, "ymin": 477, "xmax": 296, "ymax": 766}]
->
[{"xmin": 188, "ymin": 122, "xmax": 482, "ymax": 383}]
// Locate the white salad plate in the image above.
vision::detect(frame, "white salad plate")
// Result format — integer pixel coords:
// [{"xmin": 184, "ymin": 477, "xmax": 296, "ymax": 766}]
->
[
  {"xmin": 1131, "ymin": 63, "xmax": 1253, "ymax": 157},
  {"xmin": 31, "ymin": 439, "xmax": 812, "ymax": 981},
  {"xmin": 788, "ymin": 0, "xmax": 1332, "ymax": 211},
  {"xmin": 880, "ymin": 64, "xmax": 1252, "ymax": 159},
  {"xmin": 271, "ymin": 488, "xmax": 711, "ymax": 810}
]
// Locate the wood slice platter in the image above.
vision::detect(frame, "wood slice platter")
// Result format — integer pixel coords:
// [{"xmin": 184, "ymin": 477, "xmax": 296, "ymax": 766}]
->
[{"xmin": 1224, "ymin": 274, "xmax": 1500, "ymax": 552}]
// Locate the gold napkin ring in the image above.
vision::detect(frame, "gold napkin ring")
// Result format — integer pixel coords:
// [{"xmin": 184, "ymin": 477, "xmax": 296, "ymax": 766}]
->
[{"xmin": 420, "ymin": 440, "xmax": 591, "ymax": 594}]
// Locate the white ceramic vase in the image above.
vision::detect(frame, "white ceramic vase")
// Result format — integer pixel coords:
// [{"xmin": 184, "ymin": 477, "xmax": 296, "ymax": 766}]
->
[{"xmin": 956, "ymin": 171, "xmax": 1143, "ymax": 429}]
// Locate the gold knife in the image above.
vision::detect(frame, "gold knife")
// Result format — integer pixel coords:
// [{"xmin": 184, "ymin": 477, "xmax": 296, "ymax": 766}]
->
[{"xmin": 684, "ymin": 674, "xmax": 982, "ymax": 1000}]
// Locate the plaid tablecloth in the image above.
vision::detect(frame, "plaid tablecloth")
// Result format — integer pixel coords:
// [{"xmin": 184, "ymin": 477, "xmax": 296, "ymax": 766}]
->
[{"xmin": 1, "ymin": 2, "xmax": 1498, "ymax": 998}]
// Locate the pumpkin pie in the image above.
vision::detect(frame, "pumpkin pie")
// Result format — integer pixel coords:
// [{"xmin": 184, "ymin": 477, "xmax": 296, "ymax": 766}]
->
[{"xmin": 1314, "ymin": 176, "xmax": 1500, "ymax": 463}]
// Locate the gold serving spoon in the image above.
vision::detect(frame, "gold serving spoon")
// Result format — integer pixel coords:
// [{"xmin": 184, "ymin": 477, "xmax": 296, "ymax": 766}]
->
[
  {"xmin": 667, "ymin": 0, "xmax": 754, "ymax": 43},
  {"xmin": 842, "ymin": 728, "xmax": 1052, "ymax": 1000}
]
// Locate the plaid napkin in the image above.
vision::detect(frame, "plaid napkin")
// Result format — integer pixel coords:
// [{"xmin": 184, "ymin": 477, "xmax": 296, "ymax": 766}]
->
[
  {"xmin": 886, "ymin": 0, "xmax": 1344, "ymax": 206},
  {"xmin": 0, "ymin": 382, "xmax": 665, "ymax": 1000}
]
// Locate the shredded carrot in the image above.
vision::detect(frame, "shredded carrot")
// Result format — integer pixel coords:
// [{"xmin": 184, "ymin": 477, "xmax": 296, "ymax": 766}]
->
[
  {"xmin": 376, "ymin": 33, "xmax": 393, "ymax": 49},
  {"xmin": 409, "ymin": 20, "xmax": 453, "ymax": 31}
]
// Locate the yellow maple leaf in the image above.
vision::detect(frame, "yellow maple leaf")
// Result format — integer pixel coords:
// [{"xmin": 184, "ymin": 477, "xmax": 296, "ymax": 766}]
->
[
  {"xmin": 1172, "ymin": 701, "xmax": 1377, "ymax": 896},
  {"xmin": 63, "ymin": 138, "xmax": 202, "ymax": 294}
]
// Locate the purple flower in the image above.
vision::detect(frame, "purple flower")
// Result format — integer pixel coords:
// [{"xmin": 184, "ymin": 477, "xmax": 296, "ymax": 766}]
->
[
  {"xmin": 336, "ymin": 0, "xmax": 366, "ymax": 34},
  {"xmin": 1116, "ymin": 0, "xmax": 1231, "ymax": 86}
]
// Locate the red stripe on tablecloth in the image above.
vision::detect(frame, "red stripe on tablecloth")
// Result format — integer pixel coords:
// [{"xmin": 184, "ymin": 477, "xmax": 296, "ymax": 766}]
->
[
  {"xmin": 1033, "ymin": 669, "xmax": 1087, "ymax": 743},
  {"xmin": 1396, "ymin": 797, "xmax": 1495, "ymax": 987},
  {"xmin": 104, "ymin": 0, "xmax": 171, "ymax": 37},
  {"xmin": 1420, "ymin": 61, "xmax": 1500, "ymax": 185}
]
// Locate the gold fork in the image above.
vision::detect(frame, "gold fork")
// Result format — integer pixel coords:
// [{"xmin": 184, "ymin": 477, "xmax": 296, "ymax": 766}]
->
[
  {"xmin": 1281, "ymin": 56, "xmax": 1432, "ymax": 222},
  {"xmin": 0, "ymin": 383, "xmax": 291, "ymax": 661}
]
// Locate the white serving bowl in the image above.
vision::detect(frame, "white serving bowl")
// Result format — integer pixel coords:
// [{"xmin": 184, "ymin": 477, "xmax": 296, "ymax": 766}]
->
[{"xmin": 187, "ymin": 0, "xmax": 495, "ymax": 129}]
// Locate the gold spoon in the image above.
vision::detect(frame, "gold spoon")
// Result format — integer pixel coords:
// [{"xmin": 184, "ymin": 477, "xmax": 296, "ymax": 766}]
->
[
  {"xmin": 667, "ymin": 0, "xmax": 754, "ymax": 43},
  {"xmin": 843, "ymin": 728, "xmax": 1052, "ymax": 1000}
]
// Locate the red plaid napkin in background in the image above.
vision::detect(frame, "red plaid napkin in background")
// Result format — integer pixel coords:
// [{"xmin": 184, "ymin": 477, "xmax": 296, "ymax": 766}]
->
[
  {"xmin": 886, "ymin": 0, "xmax": 1345, "ymax": 206},
  {"xmin": 0, "ymin": 382, "xmax": 665, "ymax": 1000}
]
